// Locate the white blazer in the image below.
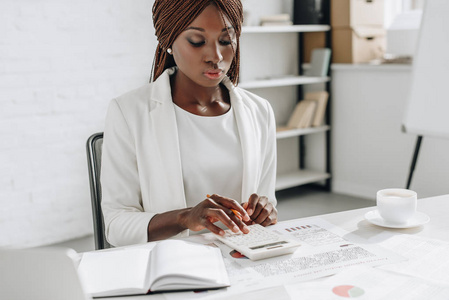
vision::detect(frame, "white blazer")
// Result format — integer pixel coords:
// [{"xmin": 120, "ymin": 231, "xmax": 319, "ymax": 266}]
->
[{"xmin": 101, "ymin": 68, "xmax": 277, "ymax": 247}]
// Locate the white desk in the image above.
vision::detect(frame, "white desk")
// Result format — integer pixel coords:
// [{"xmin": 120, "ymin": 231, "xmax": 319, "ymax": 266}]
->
[
  {"xmin": 303, "ymin": 193, "xmax": 449, "ymax": 242},
  {"xmin": 104, "ymin": 194, "xmax": 449, "ymax": 299}
]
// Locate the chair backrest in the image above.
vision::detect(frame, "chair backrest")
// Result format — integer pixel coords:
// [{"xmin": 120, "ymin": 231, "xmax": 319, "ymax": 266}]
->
[{"xmin": 86, "ymin": 132, "xmax": 111, "ymax": 250}]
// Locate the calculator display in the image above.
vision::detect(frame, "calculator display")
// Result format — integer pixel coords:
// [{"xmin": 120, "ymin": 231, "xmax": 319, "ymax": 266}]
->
[{"xmin": 250, "ymin": 241, "xmax": 287, "ymax": 250}]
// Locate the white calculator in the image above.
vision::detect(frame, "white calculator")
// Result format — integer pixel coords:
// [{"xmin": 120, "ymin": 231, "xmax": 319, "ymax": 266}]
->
[{"xmin": 216, "ymin": 224, "xmax": 301, "ymax": 261}]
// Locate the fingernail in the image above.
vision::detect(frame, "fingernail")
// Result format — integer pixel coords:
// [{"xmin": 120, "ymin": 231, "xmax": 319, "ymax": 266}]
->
[
  {"xmin": 233, "ymin": 225, "xmax": 239, "ymax": 232},
  {"xmin": 243, "ymin": 226, "xmax": 250, "ymax": 233},
  {"xmin": 231, "ymin": 209, "xmax": 242, "ymax": 220},
  {"xmin": 247, "ymin": 209, "xmax": 253, "ymax": 216},
  {"xmin": 219, "ymin": 230, "xmax": 225, "ymax": 236}
]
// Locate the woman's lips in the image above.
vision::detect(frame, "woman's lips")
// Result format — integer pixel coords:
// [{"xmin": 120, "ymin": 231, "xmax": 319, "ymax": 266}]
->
[{"xmin": 203, "ymin": 70, "xmax": 223, "ymax": 80}]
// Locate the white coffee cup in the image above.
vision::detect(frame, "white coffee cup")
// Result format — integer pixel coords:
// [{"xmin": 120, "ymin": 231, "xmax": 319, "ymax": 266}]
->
[{"xmin": 376, "ymin": 188, "xmax": 417, "ymax": 224}]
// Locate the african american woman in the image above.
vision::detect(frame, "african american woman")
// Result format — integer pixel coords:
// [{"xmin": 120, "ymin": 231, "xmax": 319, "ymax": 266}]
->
[{"xmin": 101, "ymin": 0, "xmax": 278, "ymax": 247}]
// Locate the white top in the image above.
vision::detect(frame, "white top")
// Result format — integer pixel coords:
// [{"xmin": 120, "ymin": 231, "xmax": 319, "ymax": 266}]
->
[{"xmin": 174, "ymin": 104, "xmax": 243, "ymax": 206}]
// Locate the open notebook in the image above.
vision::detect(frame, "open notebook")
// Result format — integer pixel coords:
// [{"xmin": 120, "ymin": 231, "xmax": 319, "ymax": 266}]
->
[
  {"xmin": 78, "ymin": 239, "xmax": 230, "ymax": 297},
  {"xmin": 0, "ymin": 247, "xmax": 91, "ymax": 300}
]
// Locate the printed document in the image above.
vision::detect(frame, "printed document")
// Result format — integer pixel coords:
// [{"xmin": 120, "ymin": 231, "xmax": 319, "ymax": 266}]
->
[
  {"xmin": 165, "ymin": 218, "xmax": 404, "ymax": 300},
  {"xmin": 377, "ymin": 234, "xmax": 449, "ymax": 285}
]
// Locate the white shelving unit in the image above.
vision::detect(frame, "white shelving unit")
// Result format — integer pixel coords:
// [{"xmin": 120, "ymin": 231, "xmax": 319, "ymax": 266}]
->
[
  {"xmin": 240, "ymin": 24, "xmax": 331, "ymax": 192},
  {"xmin": 239, "ymin": 76, "xmax": 330, "ymax": 89},
  {"xmin": 275, "ymin": 170, "xmax": 331, "ymax": 191},
  {"xmin": 274, "ymin": 123, "xmax": 331, "ymax": 191},
  {"xmin": 242, "ymin": 24, "xmax": 330, "ymax": 33},
  {"xmin": 276, "ymin": 125, "xmax": 330, "ymax": 140}
]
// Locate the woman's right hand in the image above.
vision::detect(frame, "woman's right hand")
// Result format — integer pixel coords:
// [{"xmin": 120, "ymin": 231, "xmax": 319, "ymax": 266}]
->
[{"xmin": 180, "ymin": 194, "xmax": 251, "ymax": 236}]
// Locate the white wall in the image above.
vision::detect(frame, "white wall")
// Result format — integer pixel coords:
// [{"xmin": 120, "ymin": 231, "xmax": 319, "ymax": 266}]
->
[
  {"xmin": 0, "ymin": 0, "xmax": 156, "ymax": 248},
  {"xmin": 331, "ymin": 64, "xmax": 449, "ymax": 200},
  {"xmin": 385, "ymin": 0, "xmax": 425, "ymax": 28}
]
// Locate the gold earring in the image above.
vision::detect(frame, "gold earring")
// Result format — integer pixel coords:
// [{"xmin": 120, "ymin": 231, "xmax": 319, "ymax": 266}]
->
[{"xmin": 167, "ymin": 48, "xmax": 173, "ymax": 55}]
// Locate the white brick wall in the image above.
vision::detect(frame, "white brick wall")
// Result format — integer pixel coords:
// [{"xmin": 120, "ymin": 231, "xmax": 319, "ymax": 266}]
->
[{"xmin": 0, "ymin": 0, "xmax": 157, "ymax": 248}]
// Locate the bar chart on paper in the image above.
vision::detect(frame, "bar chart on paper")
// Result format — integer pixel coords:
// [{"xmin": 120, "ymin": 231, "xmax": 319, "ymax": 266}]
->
[{"xmin": 332, "ymin": 285, "xmax": 365, "ymax": 298}]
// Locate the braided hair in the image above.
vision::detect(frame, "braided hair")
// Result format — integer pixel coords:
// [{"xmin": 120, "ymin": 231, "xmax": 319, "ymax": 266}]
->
[{"xmin": 151, "ymin": 0, "xmax": 243, "ymax": 85}]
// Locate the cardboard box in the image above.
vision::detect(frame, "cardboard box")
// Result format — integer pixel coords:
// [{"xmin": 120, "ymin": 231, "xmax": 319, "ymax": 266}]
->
[
  {"xmin": 332, "ymin": 26, "xmax": 386, "ymax": 63},
  {"xmin": 331, "ymin": 0, "xmax": 384, "ymax": 27},
  {"xmin": 303, "ymin": 32, "xmax": 327, "ymax": 63}
]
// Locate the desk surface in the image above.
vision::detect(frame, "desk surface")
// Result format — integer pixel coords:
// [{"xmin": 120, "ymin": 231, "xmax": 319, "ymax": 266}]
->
[
  {"xmin": 104, "ymin": 194, "xmax": 449, "ymax": 299},
  {"xmin": 302, "ymin": 193, "xmax": 449, "ymax": 242}
]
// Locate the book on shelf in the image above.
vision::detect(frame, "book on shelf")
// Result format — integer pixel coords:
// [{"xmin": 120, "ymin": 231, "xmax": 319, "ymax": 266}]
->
[
  {"xmin": 305, "ymin": 91, "xmax": 329, "ymax": 127},
  {"xmin": 277, "ymin": 99, "xmax": 317, "ymax": 131},
  {"xmin": 77, "ymin": 240, "xmax": 230, "ymax": 297},
  {"xmin": 277, "ymin": 91, "xmax": 329, "ymax": 131},
  {"xmin": 260, "ymin": 14, "xmax": 292, "ymax": 26},
  {"xmin": 305, "ymin": 48, "xmax": 332, "ymax": 77}
]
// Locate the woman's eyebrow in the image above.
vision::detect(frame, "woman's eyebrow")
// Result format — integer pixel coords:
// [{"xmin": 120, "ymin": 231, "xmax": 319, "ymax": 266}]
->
[
  {"xmin": 185, "ymin": 26, "xmax": 205, "ymax": 32},
  {"xmin": 184, "ymin": 26, "xmax": 234, "ymax": 32}
]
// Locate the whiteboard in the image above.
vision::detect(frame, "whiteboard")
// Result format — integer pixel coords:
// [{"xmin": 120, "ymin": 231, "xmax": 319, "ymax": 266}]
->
[{"xmin": 402, "ymin": 0, "xmax": 449, "ymax": 139}]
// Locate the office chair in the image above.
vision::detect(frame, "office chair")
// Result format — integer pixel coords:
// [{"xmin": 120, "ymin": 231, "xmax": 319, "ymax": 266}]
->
[{"xmin": 86, "ymin": 132, "xmax": 111, "ymax": 250}]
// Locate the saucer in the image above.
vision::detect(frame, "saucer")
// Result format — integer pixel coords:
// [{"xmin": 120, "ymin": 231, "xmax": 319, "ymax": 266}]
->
[{"xmin": 364, "ymin": 210, "xmax": 430, "ymax": 229}]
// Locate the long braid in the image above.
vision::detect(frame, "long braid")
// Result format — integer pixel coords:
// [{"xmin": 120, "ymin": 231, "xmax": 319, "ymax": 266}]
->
[{"xmin": 151, "ymin": 0, "xmax": 243, "ymax": 85}]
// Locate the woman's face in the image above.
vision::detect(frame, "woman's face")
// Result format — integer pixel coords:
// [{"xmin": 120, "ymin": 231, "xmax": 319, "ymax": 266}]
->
[{"xmin": 171, "ymin": 4, "xmax": 237, "ymax": 87}]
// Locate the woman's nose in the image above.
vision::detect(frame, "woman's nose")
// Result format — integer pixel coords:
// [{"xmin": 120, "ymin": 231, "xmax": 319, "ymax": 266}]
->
[{"xmin": 205, "ymin": 42, "xmax": 223, "ymax": 64}]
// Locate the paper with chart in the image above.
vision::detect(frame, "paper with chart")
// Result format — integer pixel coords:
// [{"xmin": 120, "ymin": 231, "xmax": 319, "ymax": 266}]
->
[
  {"xmin": 284, "ymin": 265, "xmax": 449, "ymax": 299},
  {"xmin": 165, "ymin": 218, "xmax": 405, "ymax": 300}
]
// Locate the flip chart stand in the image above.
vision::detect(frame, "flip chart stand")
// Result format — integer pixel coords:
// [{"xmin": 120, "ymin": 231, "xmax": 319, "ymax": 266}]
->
[{"xmin": 406, "ymin": 135, "xmax": 423, "ymax": 189}]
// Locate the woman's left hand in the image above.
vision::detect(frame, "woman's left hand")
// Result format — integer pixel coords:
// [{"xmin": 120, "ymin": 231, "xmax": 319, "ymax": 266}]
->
[{"xmin": 242, "ymin": 193, "xmax": 278, "ymax": 226}]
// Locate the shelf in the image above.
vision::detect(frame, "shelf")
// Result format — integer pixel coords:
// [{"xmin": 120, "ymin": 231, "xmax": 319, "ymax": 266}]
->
[
  {"xmin": 331, "ymin": 63, "xmax": 412, "ymax": 72},
  {"xmin": 238, "ymin": 76, "xmax": 330, "ymax": 89},
  {"xmin": 242, "ymin": 25, "xmax": 330, "ymax": 34},
  {"xmin": 276, "ymin": 125, "xmax": 330, "ymax": 140},
  {"xmin": 276, "ymin": 170, "xmax": 331, "ymax": 191}
]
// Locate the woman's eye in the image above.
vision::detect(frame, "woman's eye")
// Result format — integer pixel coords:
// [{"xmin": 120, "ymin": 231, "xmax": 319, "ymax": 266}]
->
[
  {"xmin": 189, "ymin": 40, "xmax": 205, "ymax": 47},
  {"xmin": 220, "ymin": 40, "xmax": 232, "ymax": 46}
]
